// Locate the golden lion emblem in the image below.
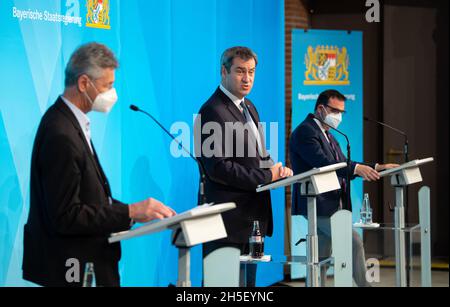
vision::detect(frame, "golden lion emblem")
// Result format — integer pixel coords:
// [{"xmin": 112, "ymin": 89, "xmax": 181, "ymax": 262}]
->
[
  {"xmin": 86, "ymin": 0, "xmax": 111, "ymax": 30},
  {"xmin": 304, "ymin": 45, "xmax": 349, "ymax": 85}
]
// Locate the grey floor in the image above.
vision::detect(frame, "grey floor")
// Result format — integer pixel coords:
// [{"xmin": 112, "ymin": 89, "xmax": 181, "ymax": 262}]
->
[{"xmin": 280, "ymin": 268, "xmax": 449, "ymax": 287}]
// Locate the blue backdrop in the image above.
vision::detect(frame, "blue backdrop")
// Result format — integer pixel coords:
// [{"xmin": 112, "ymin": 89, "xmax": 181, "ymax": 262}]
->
[
  {"xmin": 290, "ymin": 29, "xmax": 364, "ymax": 278},
  {"xmin": 0, "ymin": 0, "xmax": 285, "ymax": 286}
]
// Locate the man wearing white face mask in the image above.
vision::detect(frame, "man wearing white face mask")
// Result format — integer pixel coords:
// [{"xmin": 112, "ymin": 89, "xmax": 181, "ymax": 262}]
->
[
  {"xmin": 23, "ymin": 42, "xmax": 176, "ymax": 287},
  {"xmin": 289, "ymin": 89, "xmax": 398, "ymax": 286},
  {"xmin": 84, "ymin": 77, "xmax": 118, "ymax": 113}
]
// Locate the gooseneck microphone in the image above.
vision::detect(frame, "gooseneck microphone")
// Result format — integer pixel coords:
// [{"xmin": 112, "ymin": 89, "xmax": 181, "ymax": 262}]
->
[
  {"xmin": 129, "ymin": 104, "xmax": 208, "ymax": 206},
  {"xmin": 364, "ymin": 115, "xmax": 411, "ymax": 285},
  {"xmin": 363, "ymin": 116, "xmax": 409, "ymax": 162},
  {"xmin": 313, "ymin": 114, "xmax": 352, "ymax": 211}
]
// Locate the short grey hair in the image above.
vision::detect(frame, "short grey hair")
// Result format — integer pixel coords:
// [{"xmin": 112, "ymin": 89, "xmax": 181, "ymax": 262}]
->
[
  {"xmin": 220, "ymin": 46, "xmax": 258, "ymax": 73},
  {"xmin": 64, "ymin": 42, "xmax": 118, "ymax": 87}
]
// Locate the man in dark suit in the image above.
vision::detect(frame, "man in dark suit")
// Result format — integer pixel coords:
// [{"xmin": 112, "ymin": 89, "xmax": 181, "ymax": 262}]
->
[
  {"xmin": 23, "ymin": 42, "xmax": 176, "ymax": 287},
  {"xmin": 195, "ymin": 46, "xmax": 292, "ymax": 286},
  {"xmin": 289, "ymin": 89, "xmax": 397, "ymax": 286}
]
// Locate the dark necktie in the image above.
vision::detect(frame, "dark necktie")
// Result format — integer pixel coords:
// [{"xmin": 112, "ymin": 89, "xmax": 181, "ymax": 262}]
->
[
  {"xmin": 325, "ymin": 130, "xmax": 339, "ymax": 160},
  {"xmin": 239, "ymin": 101, "xmax": 251, "ymax": 122},
  {"xmin": 325, "ymin": 130, "xmax": 348, "ymax": 210},
  {"xmin": 240, "ymin": 101, "xmax": 262, "ymax": 152}
]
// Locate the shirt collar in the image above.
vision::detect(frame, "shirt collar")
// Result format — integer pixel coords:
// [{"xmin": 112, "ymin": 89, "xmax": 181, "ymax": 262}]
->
[
  {"xmin": 219, "ymin": 84, "xmax": 244, "ymax": 109},
  {"xmin": 313, "ymin": 118, "xmax": 326, "ymax": 133},
  {"xmin": 61, "ymin": 95, "xmax": 91, "ymax": 134},
  {"xmin": 313, "ymin": 117, "xmax": 331, "ymax": 142}
]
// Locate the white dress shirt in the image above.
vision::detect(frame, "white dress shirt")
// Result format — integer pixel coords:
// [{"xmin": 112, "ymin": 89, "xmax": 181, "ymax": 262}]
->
[
  {"xmin": 220, "ymin": 84, "xmax": 244, "ymax": 112},
  {"xmin": 313, "ymin": 118, "xmax": 331, "ymax": 143},
  {"xmin": 61, "ymin": 96, "xmax": 93, "ymax": 154},
  {"xmin": 219, "ymin": 84, "xmax": 263, "ymax": 152}
]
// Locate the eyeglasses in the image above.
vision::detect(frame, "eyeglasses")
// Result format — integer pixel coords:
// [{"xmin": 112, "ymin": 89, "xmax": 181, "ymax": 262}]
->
[{"xmin": 325, "ymin": 104, "xmax": 346, "ymax": 114}]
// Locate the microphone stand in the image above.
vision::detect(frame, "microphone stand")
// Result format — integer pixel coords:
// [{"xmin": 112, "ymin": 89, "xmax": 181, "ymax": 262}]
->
[
  {"xmin": 130, "ymin": 105, "xmax": 208, "ymax": 206},
  {"xmin": 314, "ymin": 114, "xmax": 352, "ymax": 211},
  {"xmin": 364, "ymin": 116, "xmax": 410, "ymax": 285},
  {"xmin": 364, "ymin": 117, "xmax": 409, "ymax": 163}
]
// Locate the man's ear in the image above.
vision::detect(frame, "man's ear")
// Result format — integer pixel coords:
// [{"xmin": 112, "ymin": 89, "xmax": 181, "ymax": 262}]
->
[
  {"xmin": 77, "ymin": 74, "xmax": 89, "ymax": 93},
  {"xmin": 221, "ymin": 65, "xmax": 227, "ymax": 78},
  {"xmin": 316, "ymin": 105, "xmax": 323, "ymax": 118}
]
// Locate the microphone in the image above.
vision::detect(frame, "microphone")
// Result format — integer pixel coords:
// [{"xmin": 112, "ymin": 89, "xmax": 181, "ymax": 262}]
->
[
  {"xmin": 364, "ymin": 116, "xmax": 409, "ymax": 162},
  {"xmin": 313, "ymin": 114, "xmax": 352, "ymax": 211},
  {"xmin": 364, "ymin": 115, "xmax": 411, "ymax": 286},
  {"xmin": 129, "ymin": 104, "xmax": 208, "ymax": 206}
]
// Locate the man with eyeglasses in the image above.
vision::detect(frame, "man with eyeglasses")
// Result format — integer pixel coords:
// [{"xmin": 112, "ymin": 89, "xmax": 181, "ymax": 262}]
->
[{"xmin": 289, "ymin": 89, "xmax": 397, "ymax": 286}]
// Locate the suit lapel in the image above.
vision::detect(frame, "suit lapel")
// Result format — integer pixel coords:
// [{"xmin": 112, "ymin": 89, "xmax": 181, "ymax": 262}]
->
[
  {"xmin": 328, "ymin": 133, "xmax": 346, "ymax": 161},
  {"xmin": 216, "ymin": 88, "xmax": 270, "ymax": 160},
  {"xmin": 226, "ymin": 103, "xmax": 246, "ymax": 123},
  {"xmin": 245, "ymin": 99, "xmax": 270, "ymax": 157},
  {"xmin": 90, "ymin": 141, "xmax": 112, "ymax": 197},
  {"xmin": 244, "ymin": 99, "xmax": 259, "ymax": 124},
  {"xmin": 308, "ymin": 114, "xmax": 338, "ymax": 161},
  {"xmin": 56, "ymin": 99, "xmax": 108, "ymax": 190},
  {"xmin": 216, "ymin": 88, "xmax": 246, "ymax": 123}
]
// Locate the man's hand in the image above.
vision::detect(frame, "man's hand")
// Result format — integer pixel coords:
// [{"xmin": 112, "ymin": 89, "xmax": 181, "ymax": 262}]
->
[
  {"xmin": 129, "ymin": 198, "xmax": 176, "ymax": 223},
  {"xmin": 355, "ymin": 164, "xmax": 380, "ymax": 181},
  {"xmin": 375, "ymin": 163, "xmax": 400, "ymax": 171},
  {"xmin": 270, "ymin": 162, "xmax": 293, "ymax": 182}
]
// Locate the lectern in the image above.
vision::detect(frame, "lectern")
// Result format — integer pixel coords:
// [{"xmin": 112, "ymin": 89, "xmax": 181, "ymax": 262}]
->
[
  {"xmin": 109, "ymin": 202, "xmax": 236, "ymax": 287},
  {"xmin": 257, "ymin": 162, "xmax": 349, "ymax": 287},
  {"xmin": 376, "ymin": 157, "xmax": 434, "ymax": 287}
]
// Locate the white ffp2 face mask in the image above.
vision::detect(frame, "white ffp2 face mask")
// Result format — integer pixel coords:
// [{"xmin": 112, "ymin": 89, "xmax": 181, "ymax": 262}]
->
[
  {"xmin": 322, "ymin": 106, "xmax": 342, "ymax": 129},
  {"xmin": 84, "ymin": 80, "xmax": 118, "ymax": 113}
]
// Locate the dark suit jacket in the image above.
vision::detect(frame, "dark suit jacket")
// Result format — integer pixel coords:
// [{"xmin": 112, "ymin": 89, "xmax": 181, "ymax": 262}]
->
[
  {"xmin": 23, "ymin": 97, "xmax": 132, "ymax": 287},
  {"xmin": 289, "ymin": 113, "xmax": 374, "ymax": 217},
  {"xmin": 195, "ymin": 87, "xmax": 274, "ymax": 244}
]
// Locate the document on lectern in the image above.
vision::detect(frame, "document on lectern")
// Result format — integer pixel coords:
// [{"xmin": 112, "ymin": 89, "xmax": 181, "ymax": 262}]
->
[
  {"xmin": 377, "ymin": 157, "xmax": 434, "ymax": 178},
  {"xmin": 108, "ymin": 202, "xmax": 236, "ymax": 243},
  {"xmin": 256, "ymin": 162, "xmax": 347, "ymax": 192}
]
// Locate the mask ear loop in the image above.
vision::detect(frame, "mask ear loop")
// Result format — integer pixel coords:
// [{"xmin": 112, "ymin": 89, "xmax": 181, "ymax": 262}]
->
[
  {"xmin": 320, "ymin": 104, "xmax": 328, "ymax": 121},
  {"xmin": 87, "ymin": 78, "xmax": 100, "ymax": 95},
  {"xmin": 83, "ymin": 81, "xmax": 95, "ymax": 106},
  {"xmin": 83, "ymin": 77, "xmax": 101, "ymax": 106}
]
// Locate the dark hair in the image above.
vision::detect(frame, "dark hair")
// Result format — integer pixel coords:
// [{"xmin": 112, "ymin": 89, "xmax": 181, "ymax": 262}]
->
[
  {"xmin": 65, "ymin": 42, "xmax": 118, "ymax": 87},
  {"xmin": 314, "ymin": 89, "xmax": 346, "ymax": 110},
  {"xmin": 220, "ymin": 46, "xmax": 258, "ymax": 73}
]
